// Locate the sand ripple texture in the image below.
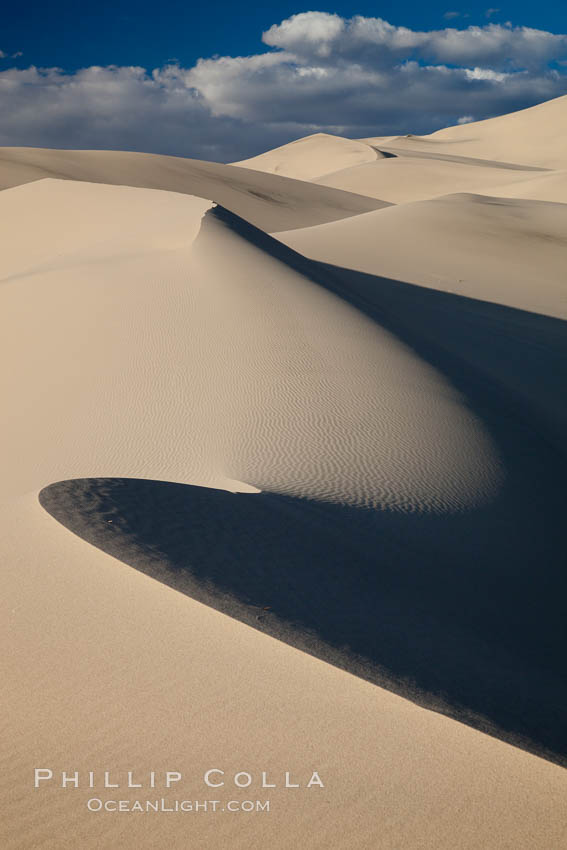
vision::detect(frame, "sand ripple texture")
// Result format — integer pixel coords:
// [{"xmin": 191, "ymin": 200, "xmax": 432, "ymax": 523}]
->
[
  {"xmin": 188, "ymin": 206, "xmax": 503, "ymax": 511},
  {"xmin": 0, "ymin": 178, "xmax": 502, "ymax": 513}
]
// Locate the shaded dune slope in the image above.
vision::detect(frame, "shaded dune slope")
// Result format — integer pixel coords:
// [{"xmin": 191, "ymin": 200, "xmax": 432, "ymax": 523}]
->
[
  {"xmin": 0, "ymin": 181, "xmax": 499, "ymax": 511},
  {"xmin": 187, "ymin": 206, "xmax": 503, "ymax": 511},
  {"xmin": 371, "ymin": 145, "xmax": 547, "ymax": 171},
  {"xmin": 0, "ymin": 146, "xmax": 388, "ymax": 232},
  {"xmin": 38, "ymin": 204, "xmax": 567, "ymax": 767},
  {"xmin": 39, "ymin": 460, "xmax": 567, "ymax": 768},
  {"xmin": 278, "ymin": 193, "xmax": 567, "ymax": 320}
]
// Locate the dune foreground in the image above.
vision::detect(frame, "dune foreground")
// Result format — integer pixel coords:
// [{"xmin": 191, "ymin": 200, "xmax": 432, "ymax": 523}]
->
[{"xmin": 1, "ymin": 96, "xmax": 567, "ymax": 849}]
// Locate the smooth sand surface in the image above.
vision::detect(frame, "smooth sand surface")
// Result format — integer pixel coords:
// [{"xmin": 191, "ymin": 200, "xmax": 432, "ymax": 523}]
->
[
  {"xmin": 0, "ymin": 146, "xmax": 388, "ymax": 232},
  {"xmin": 2, "ymin": 95, "xmax": 567, "ymax": 848},
  {"xmin": 0, "ymin": 180, "xmax": 499, "ymax": 508},
  {"xmin": 234, "ymin": 132, "xmax": 379, "ymax": 180},
  {"xmin": 240, "ymin": 96, "xmax": 567, "ymax": 205},
  {"xmin": 316, "ymin": 156, "xmax": 567, "ymax": 204},
  {"xmin": 3, "ymin": 493, "xmax": 567, "ymax": 850},
  {"xmin": 476, "ymin": 169, "xmax": 567, "ymax": 203},
  {"xmin": 277, "ymin": 193, "xmax": 567, "ymax": 319},
  {"xmin": 361, "ymin": 93, "xmax": 567, "ymax": 170}
]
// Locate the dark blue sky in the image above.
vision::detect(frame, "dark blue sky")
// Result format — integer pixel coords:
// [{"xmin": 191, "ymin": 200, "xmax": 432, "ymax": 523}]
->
[{"xmin": 2, "ymin": 1, "xmax": 565, "ymax": 70}]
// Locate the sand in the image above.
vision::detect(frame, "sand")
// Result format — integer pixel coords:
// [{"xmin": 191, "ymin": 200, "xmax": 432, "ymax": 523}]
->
[
  {"xmin": 315, "ymin": 97, "xmax": 567, "ymax": 205},
  {"xmin": 0, "ymin": 146, "xmax": 388, "ymax": 232},
  {"xmin": 234, "ymin": 131, "xmax": 379, "ymax": 180},
  {"xmin": 316, "ymin": 156, "xmax": 567, "ymax": 204},
  {"xmin": 2, "ymin": 94, "xmax": 567, "ymax": 849},
  {"xmin": 360, "ymin": 93, "xmax": 567, "ymax": 170},
  {"xmin": 277, "ymin": 193, "xmax": 567, "ymax": 318}
]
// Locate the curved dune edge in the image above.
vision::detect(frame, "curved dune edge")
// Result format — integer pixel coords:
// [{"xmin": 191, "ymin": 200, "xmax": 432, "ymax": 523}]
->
[
  {"xmin": 0, "ymin": 178, "xmax": 505, "ymax": 513},
  {"xmin": 190, "ymin": 204, "xmax": 504, "ymax": 512},
  {"xmin": 39, "ymin": 475, "xmax": 567, "ymax": 768},
  {"xmin": 2, "ymin": 94, "xmax": 567, "ymax": 847},
  {"xmin": 277, "ymin": 192, "xmax": 567, "ymax": 320},
  {"xmin": 0, "ymin": 146, "xmax": 390, "ymax": 232},
  {"xmin": 3, "ymin": 491, "xmax": 566, "ymax": 850}
]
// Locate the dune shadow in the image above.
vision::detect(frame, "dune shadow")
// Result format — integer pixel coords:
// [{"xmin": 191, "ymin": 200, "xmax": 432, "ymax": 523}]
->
[
  {"xmin": 40, "ymin": 470, "xmax": 567, "ymax": 767},
  {"xmin": 374, "ymin": 145, "xmax": 549, "ymax": 170},
  {"xmin": 372, "ymin": 148, "xmax": 398, "ymax": 159},
  {"xmin": 39, "ymin": 206, "xmax": 567, "ymax": 767}
]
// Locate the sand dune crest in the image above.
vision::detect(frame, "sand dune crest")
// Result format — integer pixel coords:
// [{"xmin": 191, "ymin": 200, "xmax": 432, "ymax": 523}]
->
[{"xmin": 233, "ymin": 132, "xmax": 378, "ymax": 180}]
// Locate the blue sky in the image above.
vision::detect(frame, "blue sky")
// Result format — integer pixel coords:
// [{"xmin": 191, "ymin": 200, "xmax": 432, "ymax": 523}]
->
[
  {"xmin": 3, "ymin": 1, "xmax": 566, "ymax": 70},
  {"xmin": 1, "ymin": 3, "xmax": 566, "ymax": 160}
]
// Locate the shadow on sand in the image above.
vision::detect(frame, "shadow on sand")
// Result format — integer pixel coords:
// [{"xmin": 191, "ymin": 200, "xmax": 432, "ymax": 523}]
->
[
  {"xmin": 40, "ymin": 472, "xmax": 567, "ymax": 767},
  {"xmin": 39, "ymin": 207, "xmax": 567, "ymax": 767}
]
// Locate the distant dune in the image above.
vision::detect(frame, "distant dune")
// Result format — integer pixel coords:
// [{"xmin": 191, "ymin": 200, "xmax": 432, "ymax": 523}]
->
[
  {"xmin": 277, "ymin": 192, "xmax": 567, "ymax": 319},
  {"xmin": 0, "ymin": 146, "xmax": 388, "ymax": 232},
  {"xmin": 2, "ymin": 94, "xmax": 567, "ymax": 850},
  {"xmin": 234, "ymin": 132, "xmax": 379, "ymax": 180},
  {"xmin": 316, "ymin": 157, "xmax": 566, "ymax": 204},
  {"xmin": 360, "ymin": 93, "xmax": 567, "ymax": 170}
]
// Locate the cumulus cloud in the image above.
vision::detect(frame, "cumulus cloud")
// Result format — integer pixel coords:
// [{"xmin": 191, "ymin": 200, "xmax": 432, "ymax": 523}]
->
[
  {"xmin": 263, "ymin": 11, "xmax": 345, "ymax": 56},
  {"xmin": 0, "ymin": 12, "xmax": 566, "ymax": 161},
  {"xmin": 262, "ymin": 14, "xmax": 567, "ymax": 71}
]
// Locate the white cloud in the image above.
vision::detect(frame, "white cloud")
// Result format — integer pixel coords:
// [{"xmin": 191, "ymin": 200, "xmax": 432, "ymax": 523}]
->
[
  {"xmin": 0, "ymin": 49, "xmax": 6, "ymax": 59},
  {"xmin": 465, "ymin": 67, "xmax": 509, "ymax": 82},
  {"xmin": 263, "ymin": 11, "xmax": 345, "ymax": 57},
  {"xmin": 261, "ymin": 13, "xmax": 567, "ymax": 71},
  {"xmin": 0, "ymin": 13, "xmax": 566, "ymax": 161},
  {"xmin": 457, "ymin": 115, "xmax": 475, "ymax": 123}
]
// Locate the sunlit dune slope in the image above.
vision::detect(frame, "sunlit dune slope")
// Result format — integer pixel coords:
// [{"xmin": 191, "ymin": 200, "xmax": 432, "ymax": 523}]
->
[
  {"xmin": 361, "ymin": 93, "xmax": 567, "ymax": 170},
  {"xmin": 0, "ymin": 178, "xmax": 499, "ymax": 512},
  {"xmin": 233, "ymin": 131, "xmax": 379, "ymax": 180},
  {"xmin": 2, "ymin": 94, "xmax": 567, "ymax": 850},
  {"xmin": 0, "ymin": 146, "xmax": 388, "ymax": 231},
  {"xmin": 316, "ymin": 157, "xmax": 567, "ymax": 204},
  {"xmin": 277, "ymin": 192, "xmax": 567, "ymax": 319}
]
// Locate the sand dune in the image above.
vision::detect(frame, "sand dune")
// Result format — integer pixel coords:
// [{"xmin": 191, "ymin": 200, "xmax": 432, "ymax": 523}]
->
[
  {"xmin": 2, "ymin": 95, "xmax": 567, "ymax": 848},
  {"xmin": 38, "ymin": 460, "xmax": 567, "ymax": 767},
  {"xmin": 4, "ymin": 491, "xmax": 566, "ymax": 850},
  {"xmin": 0, "ymin": 178, "xmax": 500, "ymax": 509},
  {"xmin": 277, "ymin": 192, "xmax": 567, "ymax": 319},
  {"xmin": 361, "ymin": 93, "xmax": 567, "ymax": 170},
  {"xmin": 476, "ymin": 169, "xmax": 567, "ymax": 204},
  {"xmin": 315, "ymin": 156, "xmax": 562, "ymax": 204},
  {"xmin": 370, "ymin": 145, "xmax": 547, "ymax": 171},
  {"xmin": 233, "ymin": 132, "xmax": 379, "ymax": 180},
  {"xmin": 0, "ymin": 179, "xmax": 236, "ymax": 498},
  {"xmin": 2, "ymin": 178, "xmax": 565, "ymax": 751},
  {"xmin": 0, "ymin": 146, "xmax": 387, "ymax": 232},
  {"xmin": 239, "ymin": 96, "xmax": 567, "ymax": 205},
  {"xmin": 187, "ymin": 204, "xmax": 502, "ymax": 511}
]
